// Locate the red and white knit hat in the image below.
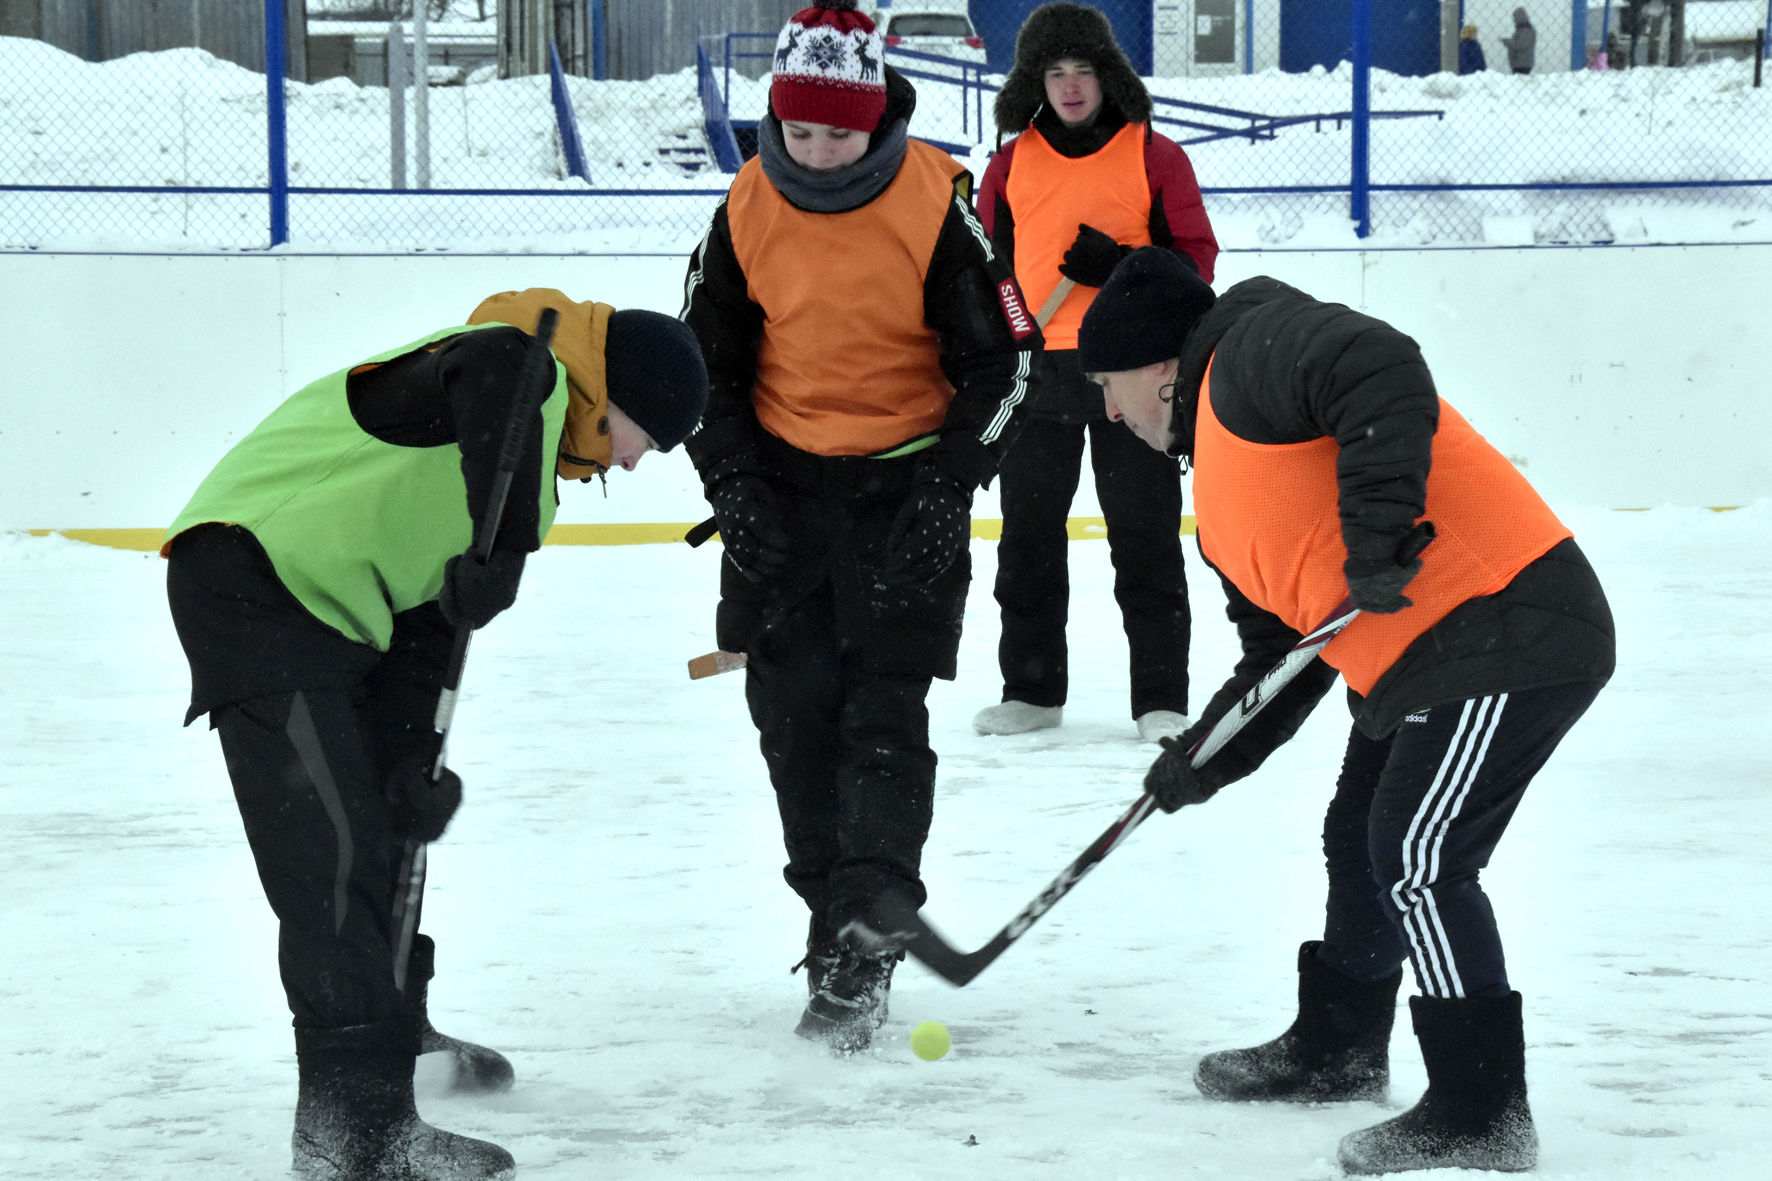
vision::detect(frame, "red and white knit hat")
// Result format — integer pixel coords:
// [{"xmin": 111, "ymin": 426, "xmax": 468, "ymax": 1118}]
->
[{"xmin": 769, "ymin": 0, "xmax": 888, "ymax": 133}]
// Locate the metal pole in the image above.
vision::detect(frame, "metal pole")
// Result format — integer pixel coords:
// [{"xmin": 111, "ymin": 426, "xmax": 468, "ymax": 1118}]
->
[
  {"xmin": 592, "ymin": 0, "xmax": 607, "ymax": 80},
  {"xmin": 266, "ymin": 0, "xmax": 289, "ymax": 246},
  {"xmin": 415, "ymin": 0, "xmax": 431, "ymax": 189},
  {"xmin": 1245, "ymin": 0, "xmax": 1254, "ymax": 73},
  {"xmin": 1351, "ymin": 0, "xmax": 1371, "ymax": 238},
  {"xmin": 389, "ymin": 23, "xmax": 407, "ymax": 189}
]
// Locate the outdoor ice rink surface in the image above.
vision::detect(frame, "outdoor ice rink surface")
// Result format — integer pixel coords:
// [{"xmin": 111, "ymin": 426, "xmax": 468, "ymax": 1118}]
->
[{"xmin": 2, "ymin": 501, "xmax": 1768, "ymax": 1178}]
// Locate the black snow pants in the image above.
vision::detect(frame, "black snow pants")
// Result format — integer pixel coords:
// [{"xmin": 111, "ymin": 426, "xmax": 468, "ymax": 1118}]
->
[
  {"xmin": 167, "ymin": 524, "xmax": 447, "ymax": 1029},
  {"xmin": 1316, "ymin": 680, "xmax": 1604, "ymax": 998},
  {"xmin": 991, "ymin": 353, "xmax": 1190, "ymax": 718},
  {"xmin": 743, "ymin": 578, "xmax": 938, "ymax": 935}
]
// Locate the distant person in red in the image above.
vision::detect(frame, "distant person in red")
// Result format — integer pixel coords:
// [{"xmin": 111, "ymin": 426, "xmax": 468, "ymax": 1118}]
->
[{"xmin": 972, "ymin": 2, "xmax": 1218, "ymax": 745}]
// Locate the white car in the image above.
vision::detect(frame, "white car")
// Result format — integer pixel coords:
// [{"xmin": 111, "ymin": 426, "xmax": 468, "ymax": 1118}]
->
[{"xmin": 878, "ymin": 4, "xmax": 987, "ymax": 64}]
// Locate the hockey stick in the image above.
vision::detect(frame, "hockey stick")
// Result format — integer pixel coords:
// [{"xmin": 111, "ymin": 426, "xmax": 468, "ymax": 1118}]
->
[
  {"xmin": 1035, "ymin": 275, "xmax": 1077, "ymax": 328},
  {"xmin": 392, "ymin": 307, "xmax": 559, "ymax": 993},
  {"xmin": 683, "ymin": 281, "xmax": 1074, "ymax": 683},
  {"xmin": 871, "ymin": 598, "xmax": 1362, "ymax": 987}
]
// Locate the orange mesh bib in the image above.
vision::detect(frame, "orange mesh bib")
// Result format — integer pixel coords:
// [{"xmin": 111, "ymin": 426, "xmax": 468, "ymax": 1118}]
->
[
  {"xmin": 727, "ymin": 141, "xmax": 961, "ymax": 456},
  {"xmin": 1192, "ymin": 357, "xmax": 1572, "ymax": 694},
  {"xmin": 1003, "ymin": 123, "xmax": 1153, "ymax": 350}
]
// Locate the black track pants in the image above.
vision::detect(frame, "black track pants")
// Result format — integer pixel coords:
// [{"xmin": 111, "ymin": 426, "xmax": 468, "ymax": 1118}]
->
[
  {"xmin": 168, "ymin": 526, "xmax": 448, "ymax": 1030},
  {"xmin": 1318, "ymin": 680, "xmax": 1604, "ymax": 998},
  {"xmin": 992, "ymin": 414, "xmax": 1190, "ymax": 717},
  {"xmin": 215, "ymin": 689, "xmax": 415, "ymax": 1029},
  {"xmin": 744, "ymin": 581, "xmax": 936, "ymax": 931}
]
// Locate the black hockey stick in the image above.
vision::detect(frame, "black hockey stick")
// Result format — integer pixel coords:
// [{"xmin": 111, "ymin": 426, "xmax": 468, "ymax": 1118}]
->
[
  {"xmin": 871, "ymin": 598, "xmax": 1362, "ymax": 987},
  {"xmin": 393, "ymin": 307, "xmax": 559, "ymax": 993}
]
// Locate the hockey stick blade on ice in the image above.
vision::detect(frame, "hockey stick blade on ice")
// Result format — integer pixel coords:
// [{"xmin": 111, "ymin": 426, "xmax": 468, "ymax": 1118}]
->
[
  {"xmin": 688, "ymin": 649, "xmax": 747, "ymax": 679},
  {"xmin": 874, "ymin": 599, "xmax": 1362, "ymax": 987},
  {"xmin": 392, "ymin": 307, "xmax": 559, "ymax": 993}
]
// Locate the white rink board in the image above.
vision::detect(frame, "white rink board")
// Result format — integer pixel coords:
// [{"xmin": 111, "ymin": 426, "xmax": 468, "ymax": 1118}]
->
[{"xmin": 3, "ymin": 243, "xmax": 1767, "ymax": 532}]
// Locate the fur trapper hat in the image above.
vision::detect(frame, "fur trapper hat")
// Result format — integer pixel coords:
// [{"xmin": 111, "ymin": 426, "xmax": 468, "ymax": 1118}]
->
[{"xmin": 994, "ymin": 2, "xmax": 1151, "ymax": 134}]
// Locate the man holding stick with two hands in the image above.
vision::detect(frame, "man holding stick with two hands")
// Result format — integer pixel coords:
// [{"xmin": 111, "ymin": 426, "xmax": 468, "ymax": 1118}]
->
[{"xmin": 1074, "ymin": 247, "xmax": 1615, "ymax": 1174}]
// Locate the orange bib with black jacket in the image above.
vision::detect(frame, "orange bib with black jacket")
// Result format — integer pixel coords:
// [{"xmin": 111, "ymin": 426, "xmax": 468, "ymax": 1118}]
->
[
  {"xmin": 1003, "ymin": 122, "xmax": 1154, "ymax": 350},
  {"xmin": 1192, "ymin": 358, "xmax": 1573, "ymax": 695},
  {"xmin": 726, "ymin": 140, "xmax": 964, "ymax": 457}
]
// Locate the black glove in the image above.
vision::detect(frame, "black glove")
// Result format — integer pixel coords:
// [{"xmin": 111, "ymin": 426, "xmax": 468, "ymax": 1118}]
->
[
  {"xmin": 438, "ymin": 547, "xmax": 526, "ymax": 630},
  {"xmin": 1343, "ymin": 521, "xmax": 1436, "ymax": 614},
  {"xmin": 384, "ymin": 754, "xmax": 463, "ymax": 843},
  {"xmin": 706, "ymin": 463, "xmax": 791, "ymax": 584},
  {"xmin": 883, "ymin": 463, "xmax": 973, "ymax": 586},
  {"xmin": 1144, "ymin": 734, "xmax": 1231, "ymax": 813},
  {"xmin": 1058, "ymin": 224, "xmax": 1128, "ymax": 288}
]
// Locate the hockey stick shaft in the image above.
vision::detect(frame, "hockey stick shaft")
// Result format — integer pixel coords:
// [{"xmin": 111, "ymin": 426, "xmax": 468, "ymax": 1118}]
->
[
  {"xmin": 876, "ymin": 598, "xmax": 1361, "ymax": 986},
  {"xmin": 393, "ymin": 308, "xmax": 559, "ymax": 991}
]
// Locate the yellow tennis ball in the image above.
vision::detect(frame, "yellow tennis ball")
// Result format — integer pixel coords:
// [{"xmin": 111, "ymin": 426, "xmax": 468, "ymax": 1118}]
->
[{"xmin": 910, "ymin": 1020, "xmax": 951, "ymax": 1061}]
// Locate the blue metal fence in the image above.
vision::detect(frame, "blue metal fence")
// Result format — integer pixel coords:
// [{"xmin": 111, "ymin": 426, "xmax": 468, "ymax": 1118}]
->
[{"xmin": 2, "ymin": 0, "xmax": 1769, "ymax": 252}]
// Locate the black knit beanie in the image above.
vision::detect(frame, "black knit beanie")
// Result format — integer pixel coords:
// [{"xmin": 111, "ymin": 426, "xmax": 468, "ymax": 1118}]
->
[
  {"xmin": 1077, "ymin": 247, "xmax": 1216, "ymax": 373},
  {"xmin": 602, "ymin": 310, "xmax": 708, "ymax": 452}
]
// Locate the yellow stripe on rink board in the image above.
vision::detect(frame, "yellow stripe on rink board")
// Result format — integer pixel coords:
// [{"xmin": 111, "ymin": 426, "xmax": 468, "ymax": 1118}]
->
[
  {"xmin": 20, "ymin": 519, "xmax": 1200, "ymax": 551},
  {"xmin": 968, "ymin": 516, "xmax": 1197, "ymax": 541},
  {"xmin": 23, "ymin": 528, "xmax": 168, "ymax": 552},
  {"xmin": 44, "ymin": 511, "xmax": 1760, "ymax": 551},
  {"xmin": 542, "ymin": 522, "xmax": 705, "ymax": 547}
]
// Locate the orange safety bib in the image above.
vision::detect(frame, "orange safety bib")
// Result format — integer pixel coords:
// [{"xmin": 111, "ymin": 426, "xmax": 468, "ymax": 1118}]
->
[
  {"xmin": 1192, "ymin": 357, "xmax": 1572, "ymax": 694},
  {"xmin": 727, "ymin": 141, "xmax": 961, "ymax": 456},
  {"xmin": 1003, "ymin": 123, "xmax": 1153, "ymax": 351}
]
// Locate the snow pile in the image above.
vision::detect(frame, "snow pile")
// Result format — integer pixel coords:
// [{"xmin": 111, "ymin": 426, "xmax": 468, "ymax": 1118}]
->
[{"xmin": 2, "ymin": 33, "xmax": 1769, "ymax": 251}]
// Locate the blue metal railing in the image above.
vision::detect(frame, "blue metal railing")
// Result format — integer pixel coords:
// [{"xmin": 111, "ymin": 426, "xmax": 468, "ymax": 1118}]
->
[
  {"xmin": 548, "ymin": 40, "xmax": 590, "ymax": 182},
  {"xmin": 695, "ymin": 44, "xmax": 745, "ymax": 173}
]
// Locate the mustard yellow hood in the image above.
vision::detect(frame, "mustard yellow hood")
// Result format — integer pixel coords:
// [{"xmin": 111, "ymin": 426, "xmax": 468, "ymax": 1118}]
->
[{"xmin": 468, "ymin": 288, "xmax": 615, "ymax": 481}]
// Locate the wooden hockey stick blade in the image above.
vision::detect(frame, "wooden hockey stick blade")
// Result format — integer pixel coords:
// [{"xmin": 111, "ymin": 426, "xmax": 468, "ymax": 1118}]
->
[
  {"xmin": 687, "ymin": 650, "xmax": 747, "ymax": 680},
  {"xmin": 1035, "ymin": 276, "xmax": 1076, "ymax": 329},
  {"xmin": 889, "ymin": 598, "xmax": 1363, "ymax": 987}
]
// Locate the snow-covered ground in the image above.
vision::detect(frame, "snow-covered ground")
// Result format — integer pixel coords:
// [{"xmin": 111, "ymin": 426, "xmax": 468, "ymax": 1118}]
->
[
  {"xmin": 3, "ymin": 31, "xmax": 1770, "ymax": 251},
  {"xmin": 2, "ymin": 501, "xmax": 1768, "ymax": 1179}
]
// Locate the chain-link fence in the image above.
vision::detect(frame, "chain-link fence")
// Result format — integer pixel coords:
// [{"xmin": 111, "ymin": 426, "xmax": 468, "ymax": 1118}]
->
[{"xmin": 3, "ymin": 0, "xmax": 1769, "ymax": 252}]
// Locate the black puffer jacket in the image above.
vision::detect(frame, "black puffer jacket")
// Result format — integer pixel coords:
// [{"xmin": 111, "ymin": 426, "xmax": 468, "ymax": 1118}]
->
[
  {"xmin": 1169, "ymin": 278, "xmax": 1615, "ymax": 782},
  {"xmin": 681, "ymin": 69, "xmax": 1038, "ymax": 680}
]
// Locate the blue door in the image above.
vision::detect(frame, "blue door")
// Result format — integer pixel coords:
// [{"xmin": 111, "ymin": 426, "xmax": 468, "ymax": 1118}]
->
[{"xmin": 1279, "ymin": 0, "xmax": 1440, "ymax": 76}]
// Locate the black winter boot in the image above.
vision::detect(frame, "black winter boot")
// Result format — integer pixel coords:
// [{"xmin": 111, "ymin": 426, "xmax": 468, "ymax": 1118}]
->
[
  {"xmin": 292, "ymin": 1019, "xmax": 515, "ymax": 1181},
  {"xmin": 793, "ymin": 923, "xmax": 903, "ymax": 1055},
  {"xmin": 1195, "ymin": 942, "xmax": 1401, "ymax": 1103},
  {"xmin": 408, "ymin": 935, "xmax": 515, "ymax": 1094},
  {"xmin": 1338, "ymin": 991, "xmax": 1538, "ymax": 1174},
  {"xmin": 790, "ymin": 914, "xmax": 843, "ymax": 999}
]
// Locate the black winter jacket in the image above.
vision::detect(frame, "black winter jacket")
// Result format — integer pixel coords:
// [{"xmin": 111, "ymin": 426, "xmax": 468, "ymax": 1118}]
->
[
  {"xmin": 1170, "ymin": 278, "xmax": 1615, "ymax": 782},
  {"xmin": 681, "ymin": 73, "xmax": 1038, "ymax": 679}
]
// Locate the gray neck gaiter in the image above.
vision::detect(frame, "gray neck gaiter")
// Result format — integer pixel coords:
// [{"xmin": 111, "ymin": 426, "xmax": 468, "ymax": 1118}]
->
[{"xmin": 757, "ymin": 116, "xmax": 911, "ymax": 214}]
